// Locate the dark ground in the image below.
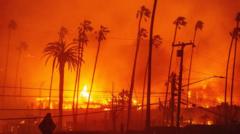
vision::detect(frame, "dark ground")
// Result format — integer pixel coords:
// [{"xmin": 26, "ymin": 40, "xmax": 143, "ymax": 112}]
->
[{"xmin": 56, "ymin": 125, "xmax": 240, "ymax": 134}]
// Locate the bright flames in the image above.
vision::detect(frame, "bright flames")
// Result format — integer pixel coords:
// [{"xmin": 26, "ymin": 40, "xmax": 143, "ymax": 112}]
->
[
  {"xmin": 80, "ymin": 85, "xmax": 90, "ymax": 101},
  {"xmin": 35, "ymin": 85, "xmax": 141, "ymax": 110}
]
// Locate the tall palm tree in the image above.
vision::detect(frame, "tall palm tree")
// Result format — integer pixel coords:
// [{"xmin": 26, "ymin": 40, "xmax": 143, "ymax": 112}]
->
[
  {"xmin": 146, "ymin": 0, "xmax": 158, "ymax": 130},
  {"xmin": 163, "ymin": 16, "xmax": 186, "ymax": 125},
  {"xmin": 72, "ymin": 20, "xmax": 93, "ymax": 128},
  {"xmin": 225, "ymin": 13, "xmax": 240, "ymax": 106},
  {"xmin": 141, "ymin": 35, "xmax": 161, "ymax": 127},
  {"xmin": 127, "ymin": 5, "xmax": 150, "ymax": 130},
  {"xmin": 3, "ymin": 20, "xmax": 17, "ymax": 96},
  {"xmin": 44, "ymin": 27, "xmax": 78, "ymax": 129},
  {"xmin": 15, "ymin": 41, "xmax": 28, "ymax": 95},
  {"xmin": 141, "ymin": 35, "xmax": 162, "ymax": 112},
  {"xmin": 85, "ymin": 25, "xmax": 109, "ymax": 127},
  {"xmin": 230, "ymin": 13, "xmax": 240, "ymax": 107},
  {"xmin": 186, "ymin": 20, "xmax": 203, "ymax": 108}
]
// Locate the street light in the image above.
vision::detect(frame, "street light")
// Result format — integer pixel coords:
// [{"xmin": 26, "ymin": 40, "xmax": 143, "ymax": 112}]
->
[{"xmin": 182, "ymin": 75, "xmax": 225, "ymax": 87}]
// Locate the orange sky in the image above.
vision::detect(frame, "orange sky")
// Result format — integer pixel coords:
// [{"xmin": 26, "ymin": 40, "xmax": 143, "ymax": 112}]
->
[{"xmin": 0, "ymin": 0, "xmax": 240, "ymax": 106}]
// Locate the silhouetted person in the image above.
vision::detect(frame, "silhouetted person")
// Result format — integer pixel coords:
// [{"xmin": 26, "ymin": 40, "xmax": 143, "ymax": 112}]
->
[{"xmin": 39, "ymin": 113, "xmax": 56, "ymax": 134}]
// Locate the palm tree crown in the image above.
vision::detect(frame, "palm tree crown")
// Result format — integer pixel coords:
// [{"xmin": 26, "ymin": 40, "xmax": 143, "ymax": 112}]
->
[
  {"xmin": 17, "ymin": 41, "xmax": 28, "ymax": 52},
  {"xmin": 195, "ymin": 20, "xmax": 204, "ymax": 31},
  {"xmin": 44, "ymin": 27, "xmax": 78, "ymax": 70},
  {"xmin": 77, "ymin": 20, "xmax": 93, "ymax": 45},
  {"xmin": 137, "ymin": 6, "xmax": 151, "ymax": 21},
  {"xmin": 235, "ymin": 12, "xmax": 240, "ymax": 22},
  {"xmin": 8, "ymin": 20, "xmax": 17, "ymax": 30},
  {"xmin": 174, "ymin": 16, "xmax": 187, "ymax": 29},
  {"xmin": 153, "ymin": 35, "xmax": 162, "ymax": 47},
  {"xmin": 97, "ymin": 25, "xmax": 110, "ymax": 42}
]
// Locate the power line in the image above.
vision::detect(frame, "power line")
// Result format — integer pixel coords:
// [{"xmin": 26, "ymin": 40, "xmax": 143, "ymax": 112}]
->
[{"xmin": 0, "ymin": 103, "xmax": 160, "ymax": 121}]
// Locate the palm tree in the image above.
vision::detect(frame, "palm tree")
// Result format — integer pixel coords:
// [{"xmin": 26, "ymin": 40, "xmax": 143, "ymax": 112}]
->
[
  {"xmin": 15, "ymin": 41, "xmax": 28, "ymax": 95},
  {"xmin": 72, "ymin": 20, "xmax": 93, "ymax": 128},
  {"xmin": 230, "ymin": 13, "xmax": 240, "ymax": 107},
  {"xmin": 146, "ymin": 0, "xmax": 158, "ymax": 130},
  {"xmin": 225, "ymin": 13, "xmax": 240, "ymax": 106},
  {"xmin": 85, "ymin": 25, "xmax": 109, "ymax": 127},
  {"xmin": 163, "ymin": 16, "xmax": 186, "ymax": 125},
  {"xmin": 141, "ymin": 35, "xmax": 161, "ymax": 127},
  {"xmin": 3, "ymin": 20, "xmax": 17, "ymax": 96},
  {"xmin": 141, "ymin": 35, "xmax": 162, "ymax": 112},
  {"xmin": 44, "ymin": 27, "xmax": 78, "ymax": 129},
  {"xmin": 186, "ymin": 20, "xmax": 203, "ymax": 108},
  {"xmin": 127, "ymin": 5, "xmax": 150, "ymax": 130}
]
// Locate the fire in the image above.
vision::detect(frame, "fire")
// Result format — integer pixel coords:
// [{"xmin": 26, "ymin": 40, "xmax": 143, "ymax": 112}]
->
[
  {"xmin": 34, "ymin": 84, "xmax": 142, "ymax": 110},
  {"xmin": 80, "ymin": 85, "xmax": 90, "ymax": 101}
]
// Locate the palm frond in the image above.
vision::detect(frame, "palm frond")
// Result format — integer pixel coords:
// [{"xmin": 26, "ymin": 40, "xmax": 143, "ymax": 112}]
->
[
  {"xmin": 236, "ymin": 12, "xmax": 240, "ymax": 22},
  {"xmin": 139, "ymin": 28, "xmax": 148, "ymax": 38},
  {"xmin": 174, "ymin": 16, "xmax": 187, "ymax": 28},
  {"xmin": 195, "ymin": 20, "xmax": 204, "ymax": 31},
  {"xmin": 8, "ymin": 20, "xmax": 17, "ymax": 30},
  {"xmin": 153, "ymin": 35, "xmax": 162, "ymax": 47}
]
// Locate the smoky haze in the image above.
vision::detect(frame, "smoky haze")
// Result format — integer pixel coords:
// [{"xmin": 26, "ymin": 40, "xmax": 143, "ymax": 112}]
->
[{"xmin": 0, "ymin": 0, "xmax": 239, "ymax": 107}]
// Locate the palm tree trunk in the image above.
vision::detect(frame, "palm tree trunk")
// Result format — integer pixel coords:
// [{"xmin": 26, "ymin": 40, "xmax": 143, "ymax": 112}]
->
[
  {"xmin": 141, "ymin": 59, "xmax": 148, "ymax": 113},
  {"xmin": 72, "ymin": 62, "xmax": 79, "ymax": 128},
  {"xmin": 126, "ymin": 12, "xmax": 143, "ymax": 131},
  {"xmin": 76, "ymin": 45, "xmax": 83, "ymax": 112},
  {"xmin": 146, "ymin": 0, "xmax": 157, "ymax": 130},
  {"xmin": 59, "ymin": 61, "xmax": 65, "ymax": 130},
  {"xmin": 3, "ymin": 30, "xmax": 12, "ymax": 95},
  {"xmin": 48, "ymin": 58, "xmax": 56, "ymax": 108},
  {"xmin": 163, "ymin": 23, "xmax": 178, "ymax": 126},
  {"xmin": 230, "ymin": 22, "xmax": 239, "ymax": 108},
  {"xmin": 72, "ymin": 43, "xmax": 82, "ymax": 128},
  {"xmin": 230, "ymin": 36, "xmax": 238, "ymax": 107},
  {"xmin": 85, "ymin": 40, "xmax": 102, "ymax": 128},
  {"xmin": 224, "ymin": 33, "xmax": 235, "ymax": 104},
  {"xmin": 186, "ymin": 30, "xmax": 197, "ymax": 108},
  {"xmin": 14, "ymin": 51, "xmax": 22, "ymax": 95}
]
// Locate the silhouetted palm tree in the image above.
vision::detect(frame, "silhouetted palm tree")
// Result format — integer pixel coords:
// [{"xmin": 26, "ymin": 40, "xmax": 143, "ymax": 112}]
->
[
  {"xmin": 85, "ymin": 25, "xmax": 109, "ymax": 126},
  {"xmin": 230, "ymin": 13, "xmax": 240, "ymax": 107},
  {"xmin": 186, "ymin": 20, "xmax": 203, "ymax": 107},
  {"xmin": 44, "ymin": 27, "xmax": 78, "ymax": 129},
  {"xmin": 146, "ymin": 0, "xmax": 158, "ymax": 130},
  {"xmin": 3, "ymin": 20, "xmax": 17, "ymax": 95},
  {"xmin": 15, "ymin": 41, "xmax": 28, "ymax": 94},
  {"xmin": 163, "ymin": 16, "xmax": 186, "ymax": 125},
  {"xmin": 141, "ymin": 35, "xmax": 162, "ymax": 112},
  {"xmin": 72, "ymin": 20, "xmax": 93, "ymax": 128},
  {"xmin": 141, "ymin": 35, "xmax": 161, "ymax": 127},
  {"xmin": 127, "ymin": 5, "xmax": 150, "ymax": 129}
]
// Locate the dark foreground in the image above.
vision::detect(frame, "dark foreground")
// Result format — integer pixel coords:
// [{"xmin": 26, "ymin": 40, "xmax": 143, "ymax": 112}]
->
[{"xmin": 56, "ymin": 125, "xmax": 240, "ymax": 134}]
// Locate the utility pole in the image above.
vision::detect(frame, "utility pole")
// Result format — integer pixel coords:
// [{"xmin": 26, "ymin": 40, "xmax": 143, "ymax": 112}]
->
[
  {"xmin": 170, "ymin": 72, "xmax": 177, "ymax": 127},
  {"xmin": 173, "ymin": 42, "xmax": 194, "ymax": 128}
]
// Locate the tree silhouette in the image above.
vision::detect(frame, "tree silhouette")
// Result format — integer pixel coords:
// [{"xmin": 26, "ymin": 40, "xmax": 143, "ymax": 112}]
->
[
  {"xmin": 72, "ymin": 20, "xmax": 93, "ymax": 129},
  {"xmin": 127, "ymin": 5, "xmax": 150, "ymax": 130},
  {"xmin": 43, "ymin": 27, "xmax": 78, "ymax": 129},
  {"xmin": 163, "ymin": 16, "xmax": 186, "ymax": 125},
  {"xmin": 230, "ymin": 13, "xmax": 240, "ymax": 108},
  {"xmin": 15, "ymin": 41, "xmax": 28, "ymax": 95},
  {"xmin": 146, "ymin": 0, "xmax": 158, "ymax": 130},
  {"xmin": 141, "ymin": 35, "xmax": 162, "ymax": 113},
  {"xmin": 3, "ymin": 20, "xmax": 17, "ymax": 96},
  {"xmin": 85, "ymin": 25, "xmax": 109, "ymax": 127},
  {"xmin": 186, "ymin": 20, "xmax": 203, "ymax": 107},
  {"xmin": 224, "ymin": 12, "xmax": 240, "ymax": 112}
]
